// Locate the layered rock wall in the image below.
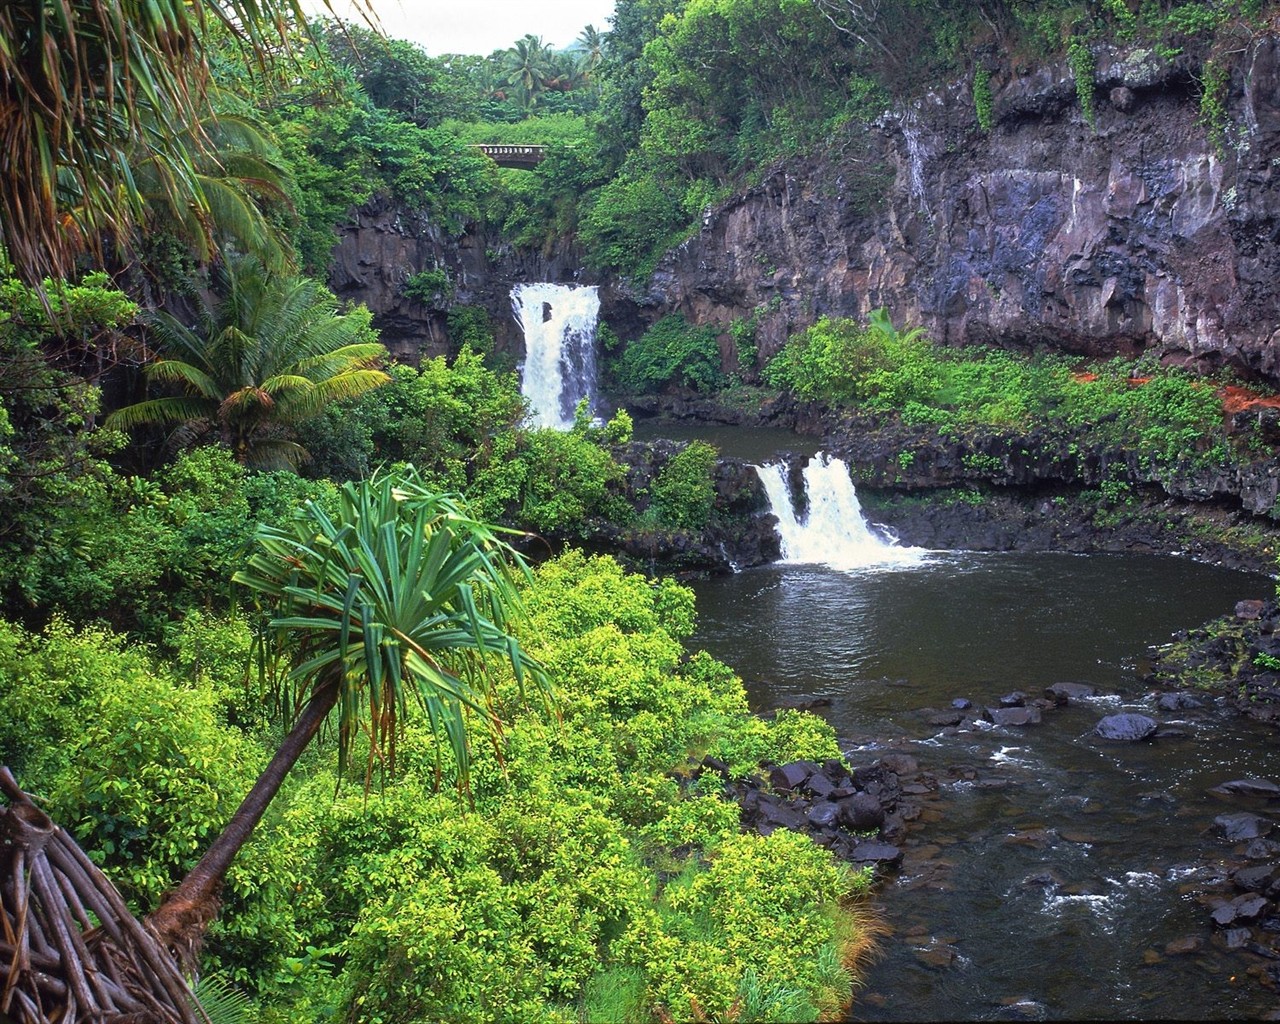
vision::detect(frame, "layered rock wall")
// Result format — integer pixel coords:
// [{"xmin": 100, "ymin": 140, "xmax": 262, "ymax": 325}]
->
[
  {"xmin": 643, "ymin": 35, "xmax": 1280, "ymax": 379},
  {"xmin": 327, "ymin": 201, "xmax": 586, "ymax": 363}
]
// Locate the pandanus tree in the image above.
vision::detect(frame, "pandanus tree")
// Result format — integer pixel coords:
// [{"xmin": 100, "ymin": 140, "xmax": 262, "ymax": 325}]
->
[
  {"xmin": 106, "ymin": 255, "xmax": 389, "ymax": 469},
  {"xmin": 147, "ymin": 466, "xmax": 549, "ymax": 957},
  {"xmin": 0, "ymin": 0, "xmax": 374, "ymax": 287}
]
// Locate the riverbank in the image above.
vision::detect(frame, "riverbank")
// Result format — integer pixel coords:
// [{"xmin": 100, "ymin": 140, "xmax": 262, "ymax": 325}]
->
[{"xmin": 591, "ymin": 393, "xmax": 1280, "ymax": 580}]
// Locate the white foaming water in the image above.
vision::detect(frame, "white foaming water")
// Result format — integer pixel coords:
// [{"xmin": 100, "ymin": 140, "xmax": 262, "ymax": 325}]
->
[
  {"xmin": 512, "ymin": 282, "xmax": 600, "ymax": 429},
  {"xmin": 754, "ymin": 453, "xmax": 928, "ymax": 571}
]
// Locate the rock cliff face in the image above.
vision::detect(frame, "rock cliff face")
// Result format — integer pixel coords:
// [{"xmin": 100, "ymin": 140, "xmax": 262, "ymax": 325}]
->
[
  {"xmin": 639, "ymin": 35, "xmax": 1280, "ymax": 379},
  {"xmin": 326, "ymin": 36, "xmax": 1280, "ymax": 381},
  {"xmin": 326, "ymin": 202, "xmax": 587, "ymax": 363}
]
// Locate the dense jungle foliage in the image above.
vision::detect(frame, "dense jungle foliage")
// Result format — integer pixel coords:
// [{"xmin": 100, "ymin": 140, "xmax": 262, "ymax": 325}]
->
[{"xmin": 1, "ymin": 1, "xmax": 1277, "ymax": 1021}]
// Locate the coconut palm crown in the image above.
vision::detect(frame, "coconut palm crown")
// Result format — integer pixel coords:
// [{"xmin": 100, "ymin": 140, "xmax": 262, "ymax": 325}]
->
[{"xmin": 107, "ymin": 255, "xmax": 389, "ymax": 469}]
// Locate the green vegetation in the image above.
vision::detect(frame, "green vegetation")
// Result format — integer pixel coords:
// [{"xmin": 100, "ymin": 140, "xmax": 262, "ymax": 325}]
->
[
  {"xmin": 973, "ymin": 66, "xmax": 995, "ymax": 132},
  {"xmin": 4, "ymin": 2, "xmax": 1278, "ymax": 1020},
  {"xmin": 765, "ymin": 310, "xmax": 1243, "ymax": 479},
  {"xmin": 2, "ymin": 547, "xmax": 874, "ymax": 1021},
  {"xmin": 650, "ymin": 441, "xmax": 720, "ymax": 530},
  {"xmin": 107, "ymin": 257, "xmax": 389, "ymax": 469},
  {"xmin": 612, "ymin": 314, "xmax": 726, "ymax": 394}
]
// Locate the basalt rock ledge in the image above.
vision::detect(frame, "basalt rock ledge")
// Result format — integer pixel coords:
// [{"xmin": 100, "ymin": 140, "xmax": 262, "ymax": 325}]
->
[{"xmin": 627, "ymin": 34, "xmax": 1280, "ymax": 382}]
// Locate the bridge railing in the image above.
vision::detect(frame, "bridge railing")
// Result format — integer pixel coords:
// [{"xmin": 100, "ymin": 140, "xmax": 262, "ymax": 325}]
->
[{"xmin": 471, "ymin": 144, "xmax": 546, "ymax": 167}]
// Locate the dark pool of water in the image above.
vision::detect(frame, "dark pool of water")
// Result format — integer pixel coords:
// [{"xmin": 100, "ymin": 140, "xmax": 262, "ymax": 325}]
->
[
  {"xmin": 689, "ymin": 552, "xmax": 1280, "ymax": 1021},
  {"xmin": 629, "ymin": 420, "xmax": 820, "ymax": 462}
]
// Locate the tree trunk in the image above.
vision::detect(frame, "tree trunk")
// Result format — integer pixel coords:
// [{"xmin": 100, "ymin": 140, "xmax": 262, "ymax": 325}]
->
[{"xmin": 145, "ymin": 676, "xmax": 340, "ymax": 962}]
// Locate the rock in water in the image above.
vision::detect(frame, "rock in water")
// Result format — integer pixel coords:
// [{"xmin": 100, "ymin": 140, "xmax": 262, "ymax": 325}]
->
[
  {"xmin": 1094, "ymin": 713, "xmax": 1158, "ymax": 741},
  {"xmin": 1216, "ymin": 812, "xmax": 1274, "ymax": 842}
]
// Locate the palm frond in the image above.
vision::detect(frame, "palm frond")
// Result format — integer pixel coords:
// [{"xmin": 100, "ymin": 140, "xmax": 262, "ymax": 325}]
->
[
  {"xmin": 0, "ymin": 0, "xmax": 378, "ymax": 285},
  {"xmin": 104, "ymin": 396, "xmax": 214, "ymax": 430},
  {"xmin": 231, "ymin": 468, "xmax": 549, "ymax": 787},
  {"xmin": 146, "ymin": 358, "xmax": 224, "ymax": 400}
]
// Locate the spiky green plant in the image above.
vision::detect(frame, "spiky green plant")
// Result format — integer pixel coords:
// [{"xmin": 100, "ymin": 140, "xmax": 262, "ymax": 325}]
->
[{"xmin": 148, "ymin": 466, "xmax": 548, "ymax": 956}]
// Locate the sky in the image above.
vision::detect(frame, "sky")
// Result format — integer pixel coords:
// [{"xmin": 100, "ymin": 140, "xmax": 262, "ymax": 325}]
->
[{"xmin": 304, "ymin": 1, "xmax": 618, "ymax": 56}]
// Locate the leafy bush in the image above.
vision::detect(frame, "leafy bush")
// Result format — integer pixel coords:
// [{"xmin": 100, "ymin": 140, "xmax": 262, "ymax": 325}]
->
[
  {"xmin": 764, "ymin": 310, "xmax": 940, "ymax": 408},
  {"xmin": 650, "ymin": 441, "xmax": 719, "ymax": 530},
  {"xmin": 614, "ymin": 315, "xmax": 726, "ymax": 395},
  {"xmin": 467, "ymin": 425, "xmax": 627, "ymax": 536},
  {"xmin": 2, "ymin": 446, "xmax": 332, "ymax": 640},
  {"xmin": 579, "ymin": 175, "xmax": 687, "ymax": 279},
  {"xmin": 401, "ymin": 266, "xmax": 452, "ymax": 305},
  {"xmin": 299, "ymin": 349, "xmax": 525, "ymax": 484},
  {"xmin": 629, "ymin": 829, "xmax": 864, "ymax": 1022},
  {"xmin": 0, "ymin": 616, "xmax": 306, "ymax": 987}
]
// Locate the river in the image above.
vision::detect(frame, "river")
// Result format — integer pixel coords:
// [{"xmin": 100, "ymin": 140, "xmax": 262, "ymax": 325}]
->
[{"xmin": 689, "ymin": 552, "xmax": 1280, "ymax": 1020}]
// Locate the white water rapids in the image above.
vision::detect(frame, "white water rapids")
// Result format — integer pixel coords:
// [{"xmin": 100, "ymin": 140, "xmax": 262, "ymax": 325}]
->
[{"xmin": 755, "ymin": 453, "xmax": 928, "ymax": 570}]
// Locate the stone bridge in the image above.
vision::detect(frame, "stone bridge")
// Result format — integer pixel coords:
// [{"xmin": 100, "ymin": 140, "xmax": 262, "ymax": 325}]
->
[{"xmin": 471, "ymin": 144, "xmax": 546, "ymax": 168}]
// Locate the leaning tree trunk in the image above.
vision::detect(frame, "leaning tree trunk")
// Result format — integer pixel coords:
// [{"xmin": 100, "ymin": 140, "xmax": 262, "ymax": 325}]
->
[
  {"xmin": 0, "ymin": 767, "xmax": 208, "ymax": 1024},
  {"xmin": 146, "ymin": 676, "xmax": 340, "ymax": 961}
]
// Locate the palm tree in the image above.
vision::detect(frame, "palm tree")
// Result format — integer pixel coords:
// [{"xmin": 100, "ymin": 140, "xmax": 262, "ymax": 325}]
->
[
  {"xmin": 503, "ymin": 34, "xmax": 554, "ymax": 109},
  {"xmin": 574, "ymin": 24, "xmax": 607, "ymax": 84},
  {"xmin": 106, "ymin": 256, "xmax": 389, "ymax": 469},
  {"xmin": 135, "ymin": 105, "xmax": 294, "ymax": 273},
  {"xmin": 0, "ymin": 0, "xmax": 373, "ymax": 286},
  {"xmin": 146, "ymin": 467, "xmax": 548, "ymax": 956}
]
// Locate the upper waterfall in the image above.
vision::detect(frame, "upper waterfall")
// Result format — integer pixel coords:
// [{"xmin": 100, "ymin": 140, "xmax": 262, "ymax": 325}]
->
[
  {"xmin": 755, "ymin": 454, "xmax": 928, "ymax": 570},
  {"xmin": 512, "ymin": 282, "xmax": 601, "ymax": 430}
]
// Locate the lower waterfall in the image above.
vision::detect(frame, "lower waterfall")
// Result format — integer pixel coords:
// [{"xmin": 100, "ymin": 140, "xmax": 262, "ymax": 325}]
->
[{"xmin": 755, "ymin": 453, "xmax": 927, "ymax": 570}]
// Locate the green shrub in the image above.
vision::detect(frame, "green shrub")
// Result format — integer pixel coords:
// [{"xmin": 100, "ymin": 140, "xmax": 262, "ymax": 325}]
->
[
  {"xmin": 973, "ymin": 67, "xmax": 994, "ymax": 131},
  {"xmin": 468, "ymin": 425, "xmax": 625, "ymax": 536},
  {"xmin": 650, "ymin": 441, "xmax": 718, "ymax": 530},
  {"xmin": 402, "ymin": 267, "xmax": 452, "ymax": 305},
  {"xmin": 628, "ymin": 829, "xmax": 862, "ymax": 1022},
  {"xmin": 579, "ymin": 175, "xmax": 686, "ymax": 280},
  {"xmin": 299, "ymin": 349, "xmax": 525, "ymax": 484},
  {"xmin": 764, "ymin": 311, "xmax": 940, "ymax": 408},
  {"xmin": 614, "ymin": 315, "xmax": 725, "ymax": 395},
  {"xmin": 0, "ymin": 616, "xmax": 305, "ymax": 988},
  {"xmin": 1067, "ymin": 37, "xmax": 1097, "ymax": 128}
]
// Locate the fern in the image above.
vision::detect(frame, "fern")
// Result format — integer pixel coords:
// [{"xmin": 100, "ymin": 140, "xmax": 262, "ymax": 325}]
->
[{"xmin": 191, "ymin": 973, "xmax": 254, "ymax": 1024}]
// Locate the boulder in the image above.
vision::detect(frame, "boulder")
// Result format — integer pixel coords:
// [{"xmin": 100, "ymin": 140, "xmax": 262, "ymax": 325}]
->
[
  {"xmin": 988, "ymin": 706, "xmax": 1043, "ymax": 727},
  {"xmin": 1212, "ymin": 778, "xmax": 1280, "ymax": 798},
  {"xmin": 878, "ymin": 753, "xmax": 919, "ymax": 776},
  {"xmin": 1157, "ymin": 692, "xmax": 1206, "ymax": 712},
  {"xmin": 837, "ymin": 792, "xmax": 887, "ymax": 831},
  {"xmin": 850, "ymin": 841, "xmax": 904, "ymax": 867},
  {"xmin": 769, "ymin": 761, "xmax": 812, "ymax": 791},
  {"xmin": 1216, "ymin": 812, "xmax": 1274, "ymax": 842},
  {"xmin": 1233, "ymin": 864, "xmax": 1280, "ymax": 892},
  {"xmin": 1045, "ymin": 681, "xmax": 1098, "ymax": 704},
  {"xmin": 1095, "ymin": 713, "xmax": 1158, "ymax": 741},
  {"xmin": 805, "ymin": 801, "xmax": 840, "ymax": 828},
  {"xmin": 1224, "ymin": 927, "xmax": 1253, "ymax": 949},
  {"xmin": 1237, "ymin": 599, "xmax": 1267, "ymax": 621},
  {"xmin": 1212, "ymin": 894, "xmax": 1271, "ymax": 926}
]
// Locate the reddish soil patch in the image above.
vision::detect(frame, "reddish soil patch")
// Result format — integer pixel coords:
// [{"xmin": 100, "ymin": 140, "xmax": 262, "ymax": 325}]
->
[{"xmin": 1220, "ymin": 385, "xmax": 1280, "ymax": 414}]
